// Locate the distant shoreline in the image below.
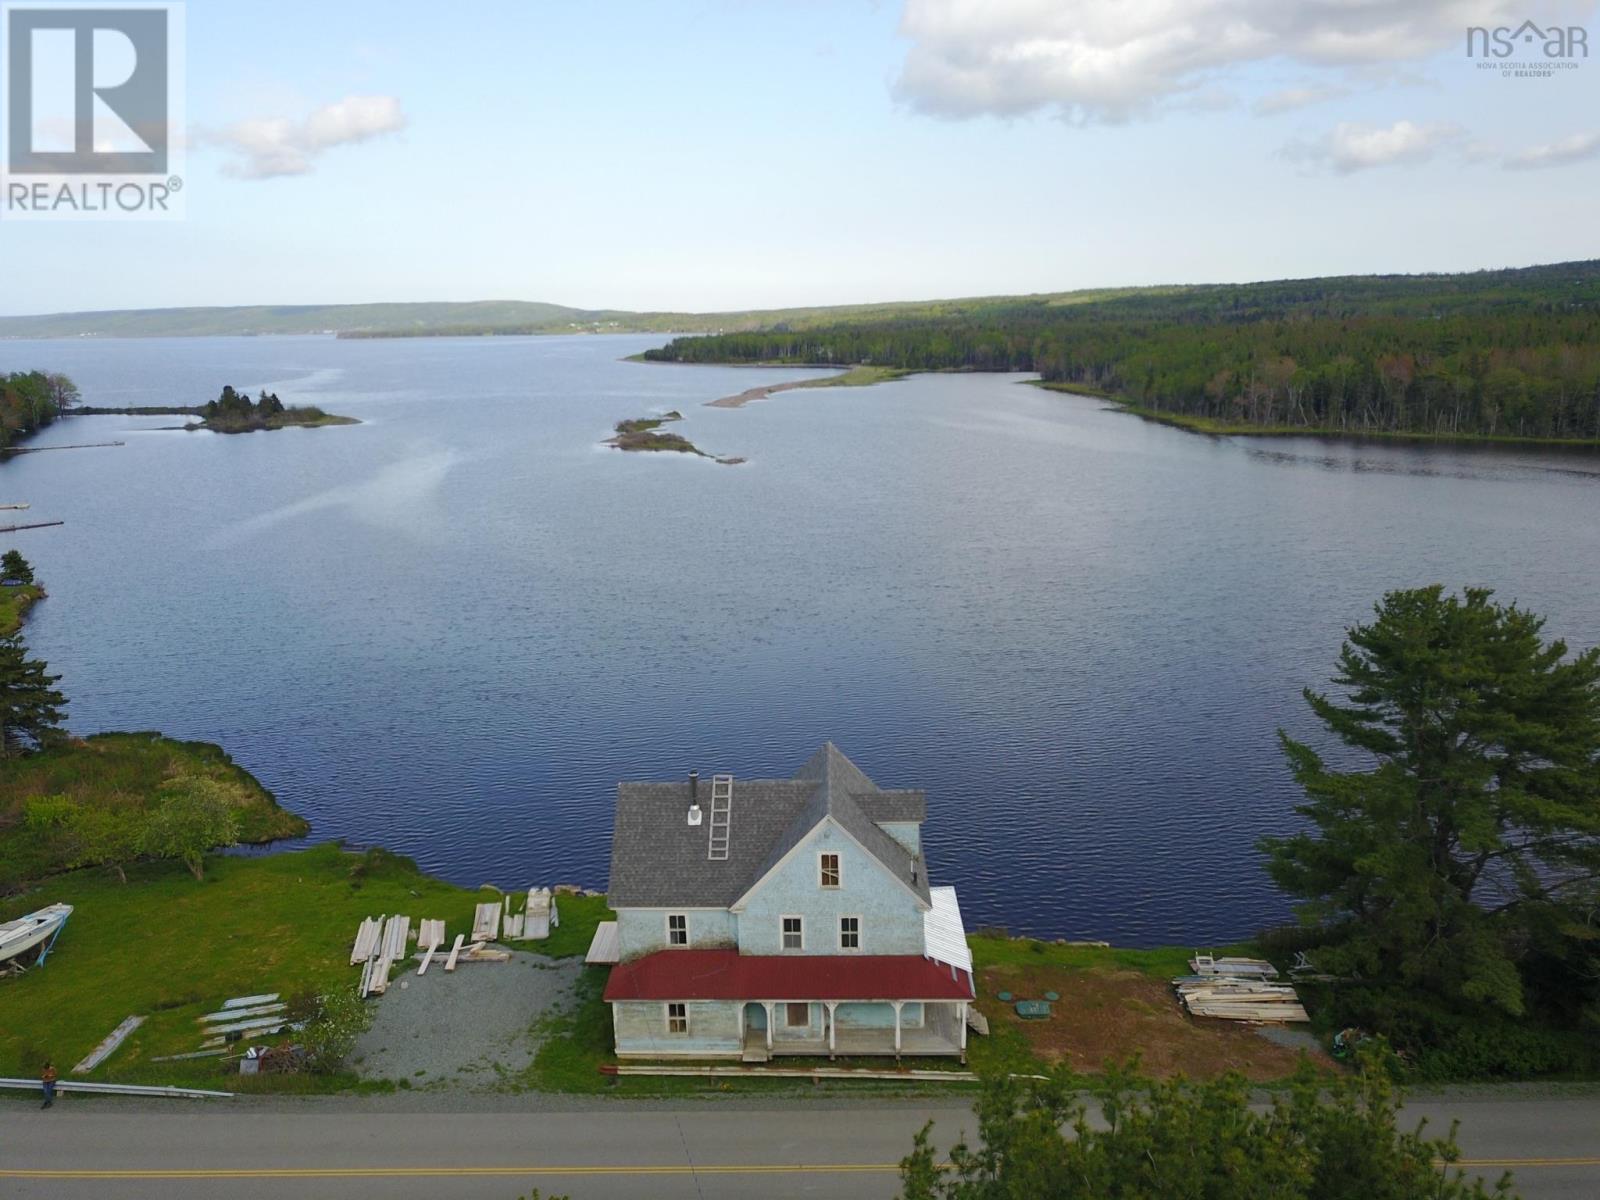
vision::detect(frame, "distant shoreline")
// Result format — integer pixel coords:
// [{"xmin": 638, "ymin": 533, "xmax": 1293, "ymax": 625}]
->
[{"xmin": 1031, "ymin": 382, "xmax": 1600, "ymax": 451}]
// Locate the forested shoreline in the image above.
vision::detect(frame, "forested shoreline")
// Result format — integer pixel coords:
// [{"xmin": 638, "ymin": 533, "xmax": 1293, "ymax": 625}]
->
[
  {"xmin": 644, "ymin": 261, "xmax": 1600, "ymax": 442},
  {"xmin": 0, "ymin": 370, "xmax": 78, "ymax": 451}
]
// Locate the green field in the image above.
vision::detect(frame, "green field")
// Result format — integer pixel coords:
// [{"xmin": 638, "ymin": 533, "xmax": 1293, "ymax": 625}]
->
[{"xmin": 0, "ymin": 846, "xmax": 479, "ymax": 1088}]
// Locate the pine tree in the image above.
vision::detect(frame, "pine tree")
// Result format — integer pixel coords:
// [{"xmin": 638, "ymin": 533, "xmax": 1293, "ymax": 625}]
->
[
  {"xmin": 0, "ymin": 635, "xmax": 66, "ymax": 757},
  {"xmin": 1259, "ymin": 586, "xmax": 1600, "ymax": 1014}
]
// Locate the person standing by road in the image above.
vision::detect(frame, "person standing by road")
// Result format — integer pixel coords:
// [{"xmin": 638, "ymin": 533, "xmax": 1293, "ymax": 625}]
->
[{"xmin": 40, "ymin": 1061, "xmax": 57, "ymax": 1109}]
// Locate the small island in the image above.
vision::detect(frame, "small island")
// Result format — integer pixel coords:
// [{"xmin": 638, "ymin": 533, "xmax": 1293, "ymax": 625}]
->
[
  {"xmin": 606, "ymin": 411, "xmax": 743, "ymax": 464},
  {"xmin": 190, "ymin": 385, "xmax": 358, "ymax": 434},
  {"xmin": 75, "ymin": 384, "xmax": 358, "ymax": 434}
]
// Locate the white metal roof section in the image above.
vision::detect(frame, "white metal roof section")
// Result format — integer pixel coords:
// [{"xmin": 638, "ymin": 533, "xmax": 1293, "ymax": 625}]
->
[
  {"xmin": 585, "ymin": 921, "xmax": 620, "ymax": 965},
  {"xmin": 922, "ymin": 886, "xmax": 972, "ymax": 974}
]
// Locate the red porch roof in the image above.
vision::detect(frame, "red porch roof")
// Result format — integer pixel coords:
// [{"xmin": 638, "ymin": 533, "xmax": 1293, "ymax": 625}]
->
[{"xmin": 603, "ymin": 949, "xmax": 974, "ymax": 1002}]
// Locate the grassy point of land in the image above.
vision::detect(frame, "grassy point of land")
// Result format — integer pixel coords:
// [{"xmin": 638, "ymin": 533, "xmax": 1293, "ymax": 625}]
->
[
  {"xmin": 708, "ymin": 364, "xmax": 909, "ymax": 409},
  {"xmin": 0, "ymin": 581, "xmax": 44, "ymax": 635},
  {"xmin": 0, "ymin": 732, "xmax": 309, "ymax": 887}
]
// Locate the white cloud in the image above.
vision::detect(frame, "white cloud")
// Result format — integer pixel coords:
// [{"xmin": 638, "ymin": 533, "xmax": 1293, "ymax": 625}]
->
[
  {"xmin": 1252, "ymin": 84, "xmax": 1349, "ymax": 115},
  {"xmin": 207, "ymin": 95, "xmax": 406, "ymax": 180},
  {"xmin": 893, "ymin": 0, "xmax": 1530, "ymax": 122},
  {"xmin": 1284, "ymin": 118, "xmax": 1466, "ymax": 172},
  {"xmin": 1504, "ymin": 130, "xmax": 1600, "ymax": 169}
]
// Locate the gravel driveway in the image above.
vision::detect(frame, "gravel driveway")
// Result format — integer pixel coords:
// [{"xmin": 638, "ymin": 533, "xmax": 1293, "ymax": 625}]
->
[{"xmin": 350, "ymin": 951, "xmax": 581, "ymax": 1088}]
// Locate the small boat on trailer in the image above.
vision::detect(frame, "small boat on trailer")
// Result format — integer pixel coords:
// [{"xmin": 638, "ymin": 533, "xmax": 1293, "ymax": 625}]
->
[{"xmin": 0, "ymin": 903, "xmax": 72, "ymax": 974}]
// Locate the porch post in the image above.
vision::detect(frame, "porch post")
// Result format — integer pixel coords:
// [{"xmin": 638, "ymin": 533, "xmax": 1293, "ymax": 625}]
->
[
  {"xmin": 892, "ymin": 1001, "xmax": 903, "ymax": 1054},
  {"xmin": 764, "ymin": 1002, "xmax": 773, "ymax": 1052},
  {"xmin": 826, "ymin": 1002, "xmax": 837, "ymax": 1058},
  {"xmin": 959, "ymin": 1003, "xmax": 968, "ymax": 1053}
]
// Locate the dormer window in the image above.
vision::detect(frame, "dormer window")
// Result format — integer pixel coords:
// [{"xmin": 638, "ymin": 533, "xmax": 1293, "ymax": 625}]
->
[
  {"xmin": 819, "ymin": 852, "xmax": 841, "ymax": 889},
  {"xmin": 666, "ymin": 913, "xmax": 688, "ymax": 947}
]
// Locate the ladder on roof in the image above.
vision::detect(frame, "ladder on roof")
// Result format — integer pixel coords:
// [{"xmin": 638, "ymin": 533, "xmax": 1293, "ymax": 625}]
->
[{"xmin": 707, "ymin": 774, "xmax": 733, "ymax": 861}]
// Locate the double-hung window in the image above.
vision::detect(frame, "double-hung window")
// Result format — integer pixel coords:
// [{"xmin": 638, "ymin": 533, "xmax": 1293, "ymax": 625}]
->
[
  {"xmin": 666, "ymin": 913, "xmax": 688, "ymax": 947},
  {"xmin": 839, "ymin": 916, "xmax": 860, "ymax": 951},
  {"xmin": 781, "ymin": 916, "xmax": 804, "ymax": 951},
  {"xmin": 819, "ymin": 852, "xmax": 841, "ymax": 888},
  {"xmin": 666, "ymin": 1002, "xmax": 688, "ymax": 1034}
]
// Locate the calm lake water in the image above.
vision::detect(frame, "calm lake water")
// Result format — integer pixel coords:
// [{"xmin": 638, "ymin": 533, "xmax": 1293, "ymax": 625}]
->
[{"xmin": 4, "ymin": 334, "xmax": 1598, "ymax": 944}]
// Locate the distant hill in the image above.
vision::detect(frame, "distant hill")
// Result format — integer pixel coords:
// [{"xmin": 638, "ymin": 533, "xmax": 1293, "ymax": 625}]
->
[{"xmin": 0, "ymin": 289, "xmax": 1153, "ymax": 340}]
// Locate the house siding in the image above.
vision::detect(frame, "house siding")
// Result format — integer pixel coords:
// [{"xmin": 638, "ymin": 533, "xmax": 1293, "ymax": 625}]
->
[
  {"xmin": 735, "ymin": 819, "xmax": 926, "ymax": 956},
  {"xmin": 612, "ymin": 999, "xmax": 743, "ymax": 1058},
  {"xmin": 615, "ymin": 908, "xmax": 737, "ymax": 959}
]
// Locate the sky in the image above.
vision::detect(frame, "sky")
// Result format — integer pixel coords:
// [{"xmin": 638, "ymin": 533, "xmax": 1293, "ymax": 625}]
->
[{"xmin": 1, "ymin": 0, "xmax": 1598, "ymax": 315}]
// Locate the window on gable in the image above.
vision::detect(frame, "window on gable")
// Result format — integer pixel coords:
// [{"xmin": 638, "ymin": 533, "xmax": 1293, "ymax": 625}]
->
[
  {"xmin": 819, "ymin": 852, "xmax": 841, "ymax": 889},
  {"xmin": 839, "ymin": 916, "xmax": 860, "ymax": 950},
  {"xmin": 667, "ymin": 913, "xmax": 688, "ymax": 947},
  {"xmin": 666, "ymin": 1003, "xmax": 688, "ymax": 1034},
  {"xmin": 781, "ymin": 916, "xmax": 803, "ymax": 951}
]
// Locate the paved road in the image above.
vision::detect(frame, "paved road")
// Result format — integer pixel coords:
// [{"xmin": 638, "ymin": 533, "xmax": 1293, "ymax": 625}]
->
[{"xmin": 0, "ymin": 1094, "xmax": 1595, "ymax": 1199}]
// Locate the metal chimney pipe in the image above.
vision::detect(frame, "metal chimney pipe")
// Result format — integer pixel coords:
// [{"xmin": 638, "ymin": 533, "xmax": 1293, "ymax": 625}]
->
[{"xmin": 689, "ymin": 770, "xmax": 699, "ymax": 802}]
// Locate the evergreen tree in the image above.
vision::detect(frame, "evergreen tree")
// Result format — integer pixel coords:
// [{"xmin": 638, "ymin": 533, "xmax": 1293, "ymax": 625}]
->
[
  {"xmin": 1259, "ymin": 587, "xmax": 1600, "ymax": 1015},
  {"xmin": 0, "ymin": 634, "xmax": 66, "ymax": 757},
  {"xmin": 1, "ymin": 550, "xmax": 33, "ymax": 584}
]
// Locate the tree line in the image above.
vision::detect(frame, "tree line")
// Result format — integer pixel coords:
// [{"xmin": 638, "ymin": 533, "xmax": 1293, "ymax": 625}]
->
[
  {"xmin": 644, "ymin": 261, "xmax": 1600, "ymax": 440},
  {"xmin": 0, "ymin": 371, "xmax": 79, "ymax": 451}
]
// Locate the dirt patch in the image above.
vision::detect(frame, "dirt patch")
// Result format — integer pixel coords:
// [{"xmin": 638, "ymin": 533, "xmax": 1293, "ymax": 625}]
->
[{"xmin": 980, "ymin": 964, "xmax": 1334, "ymax": 1082}]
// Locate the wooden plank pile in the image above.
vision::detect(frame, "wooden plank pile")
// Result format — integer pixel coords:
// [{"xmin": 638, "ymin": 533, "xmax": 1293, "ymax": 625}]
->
[
  {"xmin": 349, "ymin": 917, "xmax": 383, "ymax": 965},
  {"xmin": 197, "ymin": 993, "xmax": 298, "ymax": 1048},
  {"xmin": 1173, "ymin": 976, "xmax": 1309, "ymax": 1023},
  {"xmin": 522, "ymin": 888, "xmax": 558, "ymax": 940},
  {"xmin": 471, "ymin": 902, "xmax": 501, "ymax": 943},
  {"xmin": 353, "ymin": 914, "xmax": 413, "ymax": 997}
]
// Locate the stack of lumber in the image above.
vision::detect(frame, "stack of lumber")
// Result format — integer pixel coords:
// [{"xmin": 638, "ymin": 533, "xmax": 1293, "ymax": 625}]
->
[
  {"xmin": 354, "ymin": 915, "xmax": 413, "ymax": 997},
  {"xmin": 416, "ymin": 919, "xmax": 446, "ymax": 952},
  {"xmin": 197, "ymin": 993, "xmax": 298, "ymax": 1047},
  {"xmin": 521, "ymin": 888, "xmax": 558, "ymax": 940},
  {"xmin": 472, "ymin": 901, "xmax": 501, "ymax": 942},
  {"xmin": 1189, "ymin": 954, "xmax": 1278, "ymax": 979},
  {"xmin": 1174, "ymin": 977, "xmax": 1309, "ymax": 1023},
  {"xmin": 502, "ymin": 894, "xmax": 525, "ymax": 939},
  {"xmin": 349, "ymin": 916, "xmax": 383, "ymax": 965}
]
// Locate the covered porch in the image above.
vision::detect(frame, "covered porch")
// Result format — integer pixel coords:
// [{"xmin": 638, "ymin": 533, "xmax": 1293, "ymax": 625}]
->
[{"xmin": 739, "ymin": 998, "xmax": 968, "ymax": 1063}]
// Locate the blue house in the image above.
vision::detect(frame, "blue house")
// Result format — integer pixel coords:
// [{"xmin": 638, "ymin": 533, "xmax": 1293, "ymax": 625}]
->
[{"xmin": 591, "ymin": 744, "xmax": 975, "ymax": 1061}]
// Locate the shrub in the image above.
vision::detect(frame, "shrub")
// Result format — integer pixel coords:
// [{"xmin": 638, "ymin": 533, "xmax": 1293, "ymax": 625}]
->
[{"xmin": 301, "ymin": 988, "xmax": 372, "ymax": 1075}]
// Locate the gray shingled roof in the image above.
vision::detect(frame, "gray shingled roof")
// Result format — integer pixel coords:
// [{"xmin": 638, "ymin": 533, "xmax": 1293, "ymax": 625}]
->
[{"xmin": 608, "ymin": 743, "xmax": 931, "ymax": 909}]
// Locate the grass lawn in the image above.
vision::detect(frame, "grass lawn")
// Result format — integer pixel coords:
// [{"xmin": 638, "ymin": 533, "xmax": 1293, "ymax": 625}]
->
[
  {"xmin": 0, "ymin": 732, "xmax": 309, "ymax": 888},
  {"xmin": 0, "ymin": 843, "xmax": 484, "ymax": 1090},
  {"xmin": 0, "ymin": 582, "xmax": 43, "ymax": 635}
]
